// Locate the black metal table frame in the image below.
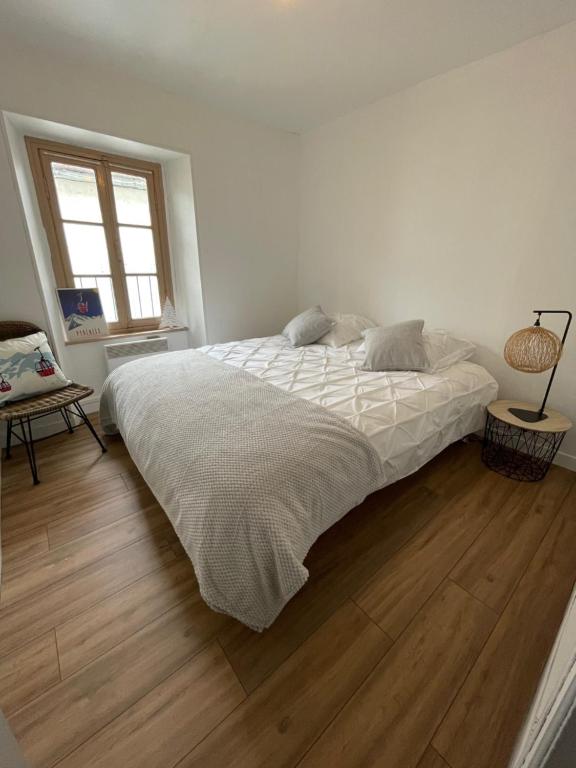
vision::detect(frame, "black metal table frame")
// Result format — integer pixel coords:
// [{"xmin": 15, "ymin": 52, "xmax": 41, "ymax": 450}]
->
[{"xmin": 482, "ymin": 410, "xmax": 566, "ymax": 482}]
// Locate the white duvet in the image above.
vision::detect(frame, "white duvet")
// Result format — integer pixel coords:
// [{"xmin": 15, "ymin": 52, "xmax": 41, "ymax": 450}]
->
[{"xmin": 201, "ymin": 335, "xmax": 498, "ymax": 488}]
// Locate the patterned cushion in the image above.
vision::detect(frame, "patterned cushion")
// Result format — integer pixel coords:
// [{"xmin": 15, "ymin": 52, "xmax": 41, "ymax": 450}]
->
[{"xmin": 0, "ymin": 332, "xmax": 71, "ymax": 405}]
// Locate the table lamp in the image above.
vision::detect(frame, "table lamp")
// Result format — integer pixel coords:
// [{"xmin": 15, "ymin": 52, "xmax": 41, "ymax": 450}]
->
[{"xmin": 504, "ymin": 310, "xmax": 572, "ymax": 423}]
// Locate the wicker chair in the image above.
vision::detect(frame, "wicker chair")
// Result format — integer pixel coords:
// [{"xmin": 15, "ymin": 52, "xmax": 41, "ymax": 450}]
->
[{"xmin": 0, "ymin": 321, "xmax": 106, "ymax": 484}]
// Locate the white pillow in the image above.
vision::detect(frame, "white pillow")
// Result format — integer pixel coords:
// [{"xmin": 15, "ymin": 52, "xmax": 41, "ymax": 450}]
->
[
  {"xmin": 318, "ymin": 313, "xmax": 376, "ymax": 348},
  {"xmin": 424, "ymin": 330, "xmax": 475, "ymax": 372},
  {"xmin": 0, "ymin": 332, "xmax": 71, "ymax": 405}
]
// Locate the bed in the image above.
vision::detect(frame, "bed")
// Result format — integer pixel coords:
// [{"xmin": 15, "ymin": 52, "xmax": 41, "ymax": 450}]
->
[{"xmin": 100, "ymin": 334, "xmax": 497, "ymax": 630}]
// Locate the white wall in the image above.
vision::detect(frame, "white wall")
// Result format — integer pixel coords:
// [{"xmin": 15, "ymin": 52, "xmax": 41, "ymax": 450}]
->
[
  {"xmin": 299, "ymin": 22, "xmax": 576, "ymax": 464},
  {"xmin": 0, "ymin": 38, "xmax": 300, "ymax": 378}
]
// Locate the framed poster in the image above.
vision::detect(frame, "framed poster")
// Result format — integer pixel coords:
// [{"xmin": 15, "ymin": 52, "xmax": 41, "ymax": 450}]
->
[{"xmin": 56, "ymin": 288, "xmax": 109, "ymax": 341}]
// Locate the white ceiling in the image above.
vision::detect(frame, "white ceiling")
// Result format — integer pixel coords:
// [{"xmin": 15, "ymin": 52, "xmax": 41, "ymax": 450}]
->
[{"xmin": 2, "ymin": 0, "xmax": 576, "ymax": 132}]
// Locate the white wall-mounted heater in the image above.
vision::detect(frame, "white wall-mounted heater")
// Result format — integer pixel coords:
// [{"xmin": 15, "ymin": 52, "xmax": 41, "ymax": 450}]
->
[{"xmin": 104, "ymin": 336, "xmax": 169, "ymax": 374}]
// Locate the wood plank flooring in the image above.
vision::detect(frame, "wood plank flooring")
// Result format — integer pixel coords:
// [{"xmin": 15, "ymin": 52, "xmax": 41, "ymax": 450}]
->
[{"xmin": 1, "ymin": 421, "xmax": 575, "ymax": 768}]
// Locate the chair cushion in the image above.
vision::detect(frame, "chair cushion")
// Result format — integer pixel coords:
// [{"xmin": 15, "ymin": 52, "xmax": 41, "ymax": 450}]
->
[{"xmin": 0, "ymin": 332, "xmax": 71, "ymax": 406}]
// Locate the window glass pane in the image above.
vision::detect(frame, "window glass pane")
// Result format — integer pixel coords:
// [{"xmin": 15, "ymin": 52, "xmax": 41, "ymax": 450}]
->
[
  {"xmin": 64, "ymin": 223, "xmax": 111, "ymax": 275},
  {"xmin": 95, "ymin": 276, "xmax": 118, "ymax": 323},
  {"xmin": 150, "ymin": 275, "xmax": 161, "ymax": 317},
  {"xmin": 52, "ymin": 163, "xmax": 102, "ymax": 223},
  {"xmin": 119, "ymin": 226, "xmax": 156, "ymax": 273},
  {"xmin": 126, "ymin": 274, "xmax": 161, "ymax": 320},
  {"xmin": 112, "ymin": 172, "xmax": 151, "ymax": 226},
  {"xmin": 73, "ymin": 276, "xmax": 118, "ymax": 323}
]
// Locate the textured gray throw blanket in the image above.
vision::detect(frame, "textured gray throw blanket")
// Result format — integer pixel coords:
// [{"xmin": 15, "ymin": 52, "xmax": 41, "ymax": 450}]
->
[{"xmin": 100, "ymin": 350, "xmax": 383, "ymax": 630}]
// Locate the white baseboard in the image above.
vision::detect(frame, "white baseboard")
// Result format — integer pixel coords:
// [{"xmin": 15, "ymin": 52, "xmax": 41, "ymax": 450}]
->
[
  {"xmin": 555, "ymin": 451, "xmax": 576, "ymax": 473},
  {"xmin": 79, "ymin": 396, "xmax": 99, "ymax": 414}
]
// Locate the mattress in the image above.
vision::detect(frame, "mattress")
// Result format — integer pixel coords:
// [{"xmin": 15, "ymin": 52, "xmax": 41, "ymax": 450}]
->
[{"xmin": 200, "ymin": 335, "xmax": 498, "ymax": 488}]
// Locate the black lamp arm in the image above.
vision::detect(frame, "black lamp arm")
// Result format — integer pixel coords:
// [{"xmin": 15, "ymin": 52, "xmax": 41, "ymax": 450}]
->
[{"xmin": 533, "ymin": 310, "xmax": 572, "ymax": 418}]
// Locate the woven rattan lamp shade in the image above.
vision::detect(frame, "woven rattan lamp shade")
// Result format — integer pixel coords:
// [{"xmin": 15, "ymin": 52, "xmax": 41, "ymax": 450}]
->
[{"xmin": 504, "ymin": 326, "xmax": 562, "ymax": 373}]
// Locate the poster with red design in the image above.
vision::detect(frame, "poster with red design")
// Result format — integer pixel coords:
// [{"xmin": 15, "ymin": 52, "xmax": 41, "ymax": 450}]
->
[{"xmin": 56, "ymin": 288, "xmax": 109, "ymax": 341}]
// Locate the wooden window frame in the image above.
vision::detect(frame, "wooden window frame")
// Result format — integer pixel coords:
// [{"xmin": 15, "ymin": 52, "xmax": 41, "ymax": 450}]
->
[{"xmin": 26, "ymin": 136, "xmax": 174, "ymax": 336}]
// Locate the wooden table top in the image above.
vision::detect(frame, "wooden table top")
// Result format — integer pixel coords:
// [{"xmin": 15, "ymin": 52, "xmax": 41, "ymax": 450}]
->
[{"xmin": 488, "ymin": 399, "xmax": 573, "ymax": 433}]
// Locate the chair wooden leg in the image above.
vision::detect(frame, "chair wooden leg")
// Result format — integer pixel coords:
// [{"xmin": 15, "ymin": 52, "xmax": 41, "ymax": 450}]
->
[{"xmin": 72, "ymin": 402, "xmax": 107, "ymax": 454}]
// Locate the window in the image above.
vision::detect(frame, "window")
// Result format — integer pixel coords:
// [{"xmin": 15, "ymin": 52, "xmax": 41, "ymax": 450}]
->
[{"xmin": 26, "ymin": 137, "xmax": 174, "ymax": 335}]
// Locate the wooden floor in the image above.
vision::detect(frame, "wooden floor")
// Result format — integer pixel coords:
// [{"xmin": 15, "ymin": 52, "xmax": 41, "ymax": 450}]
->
[{"xmin": 1, "ymin": 421, "xmax": 575, "ymax": 768}]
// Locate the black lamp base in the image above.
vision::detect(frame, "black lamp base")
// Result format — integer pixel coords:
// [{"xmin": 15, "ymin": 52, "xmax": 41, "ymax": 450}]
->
[{"xmin": 508, "ymin": 407, "xmax": 549, "ymax": 424}]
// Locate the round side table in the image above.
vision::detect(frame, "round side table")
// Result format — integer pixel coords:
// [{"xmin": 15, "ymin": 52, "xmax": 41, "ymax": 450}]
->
[{"xmin": 482, "ymin": 400, "xmax": 572, "ymax": 482}]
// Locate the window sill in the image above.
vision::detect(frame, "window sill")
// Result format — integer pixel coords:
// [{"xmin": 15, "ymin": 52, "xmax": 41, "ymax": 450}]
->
[{"xmin": 64, "ymin": 326, "xmax": 188, "ymax": 345}]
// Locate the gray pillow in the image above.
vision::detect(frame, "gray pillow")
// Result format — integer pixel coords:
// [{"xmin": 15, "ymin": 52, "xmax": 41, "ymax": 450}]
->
[
  {"xmin": 362, "ymin": 320, "xmax": 429, "ymax": 371},
  {"xmin": 283, "ymin": 306, "xmax": 333, "ymax": 347}
]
